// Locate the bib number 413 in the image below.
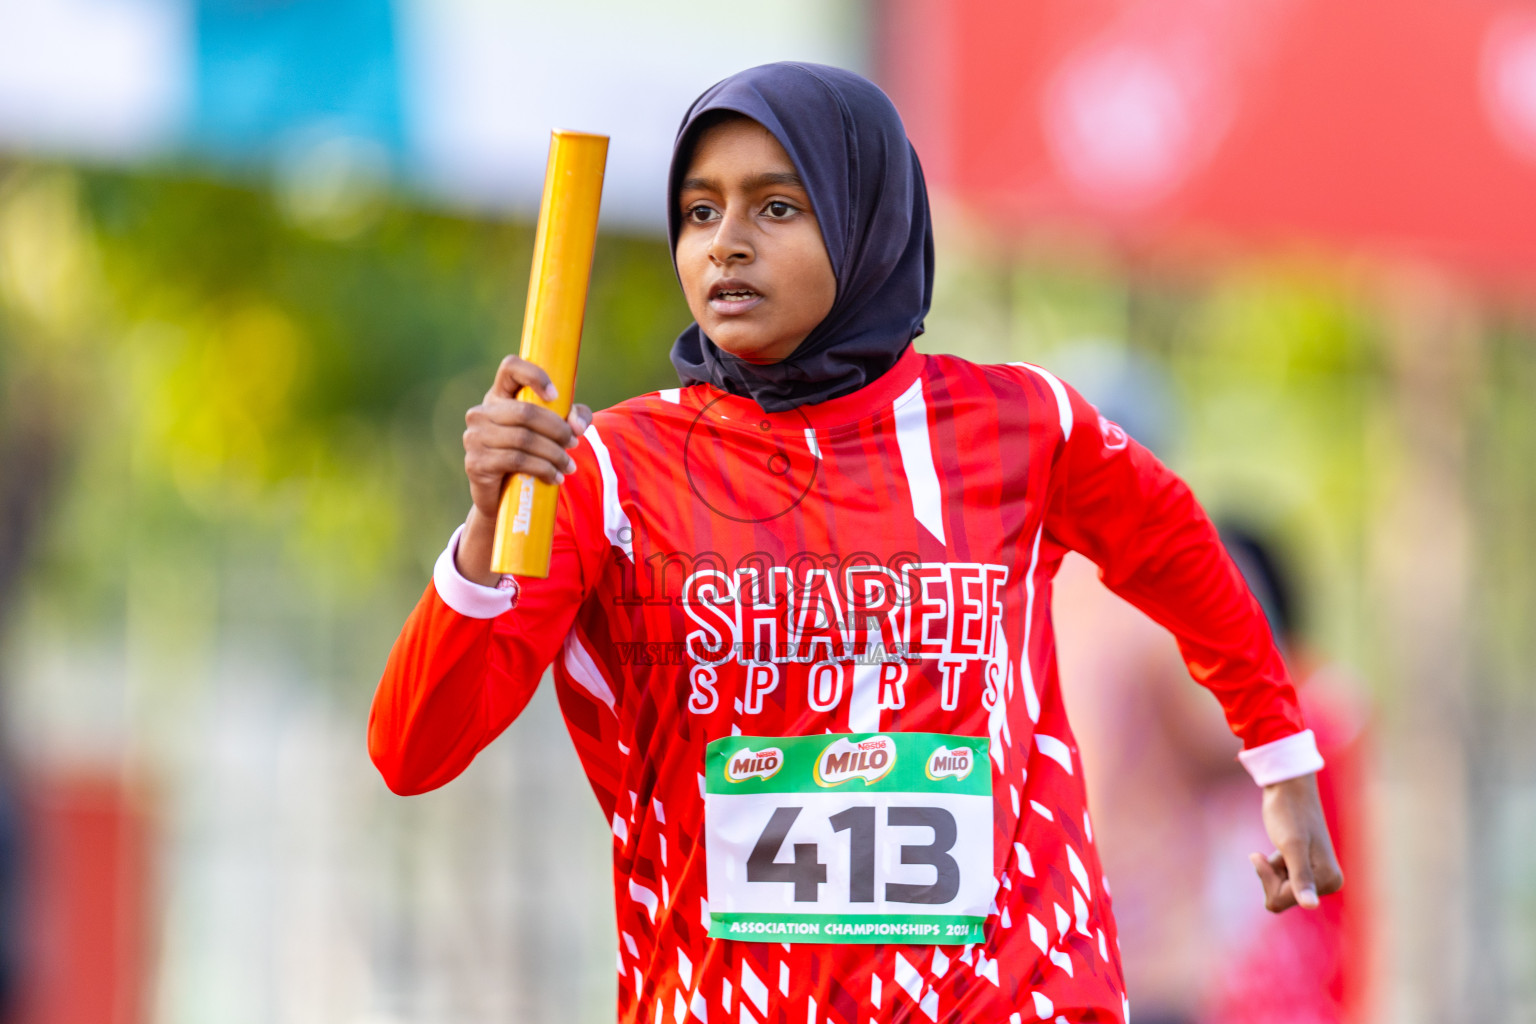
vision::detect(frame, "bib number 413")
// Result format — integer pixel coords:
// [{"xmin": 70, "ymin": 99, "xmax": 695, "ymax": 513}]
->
[{"xmin": 747, "ymin": 805, "xmax": 960, "ymax": 904}]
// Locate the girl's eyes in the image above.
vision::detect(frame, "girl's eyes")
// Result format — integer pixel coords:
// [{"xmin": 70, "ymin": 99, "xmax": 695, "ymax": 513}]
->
[{"xmin": 681, "ymin": 200, "xmax": 800, "ymax": 223}]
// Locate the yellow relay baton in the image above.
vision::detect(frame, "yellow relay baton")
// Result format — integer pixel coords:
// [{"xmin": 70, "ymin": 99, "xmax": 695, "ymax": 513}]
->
[{"xmin": 491, "ymin": 130, "xmax": 609, "ymax": 578}]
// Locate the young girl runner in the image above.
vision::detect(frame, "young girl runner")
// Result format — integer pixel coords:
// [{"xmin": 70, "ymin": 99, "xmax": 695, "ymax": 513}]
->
[{"xmin": 370, "ymin": 62, "xmax": 1341, "ymax": 1024}]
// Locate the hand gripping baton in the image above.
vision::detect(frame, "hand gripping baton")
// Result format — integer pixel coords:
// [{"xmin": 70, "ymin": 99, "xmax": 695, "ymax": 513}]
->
[{"xmin": 491, "ymin": 130, "xmax": 609, "ymax": 577}]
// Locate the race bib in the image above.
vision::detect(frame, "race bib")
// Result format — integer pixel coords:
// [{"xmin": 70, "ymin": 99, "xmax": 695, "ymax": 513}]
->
[{"xmin": 705, "ymin": 733, "xmax": 992, "ymax": 945}]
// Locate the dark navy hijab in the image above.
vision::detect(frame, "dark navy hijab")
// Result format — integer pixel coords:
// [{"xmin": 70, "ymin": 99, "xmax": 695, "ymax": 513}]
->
[{"xmin": 667, "ymin": 62, "xmax": 935, "ymax": 411}]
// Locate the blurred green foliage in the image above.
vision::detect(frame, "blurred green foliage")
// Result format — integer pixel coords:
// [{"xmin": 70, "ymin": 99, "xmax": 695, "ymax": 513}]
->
[{"xmin": 0, "ymin": 162, "xmax": 686, "ymax": 702}]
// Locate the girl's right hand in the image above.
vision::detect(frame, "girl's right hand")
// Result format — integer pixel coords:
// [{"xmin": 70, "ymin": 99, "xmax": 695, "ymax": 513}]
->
[{"xmin": 463, "ymin": 355, "xmax": 593, "ymax": 521}]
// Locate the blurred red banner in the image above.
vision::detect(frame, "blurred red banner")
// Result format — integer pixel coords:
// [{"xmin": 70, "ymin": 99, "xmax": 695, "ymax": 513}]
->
[
  {"xmin": 20, "ymin": 773, "xmax": 149, "ymax": 1024},
  {"xmin": 882, "ymin": 0, "xmax": 1536, "ymax": 281}
]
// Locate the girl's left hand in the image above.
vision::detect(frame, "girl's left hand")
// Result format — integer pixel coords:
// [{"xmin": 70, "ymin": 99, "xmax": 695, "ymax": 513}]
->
[{"xmin": 1249, "ymin": 773, "xmax": 1345, "ymax": 912}]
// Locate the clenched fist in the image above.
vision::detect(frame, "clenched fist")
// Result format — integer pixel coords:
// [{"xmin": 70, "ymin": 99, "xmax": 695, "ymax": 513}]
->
[{"xmin": 456, "ymin": 355, "xmax": 592, "ymax": 585}]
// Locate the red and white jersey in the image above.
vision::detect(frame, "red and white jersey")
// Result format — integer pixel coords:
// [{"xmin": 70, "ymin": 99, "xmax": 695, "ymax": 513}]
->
[{"xmin": 370, "ymin": 343, "xmax": 1322, "ymax": 1024}]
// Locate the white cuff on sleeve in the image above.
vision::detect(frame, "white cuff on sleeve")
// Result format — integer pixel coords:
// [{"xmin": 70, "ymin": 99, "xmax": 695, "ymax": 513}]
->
[
  {"xmin": 433, "ymin": 524, "xmax": 517, "ymax": 619},
  {"xmin": 1238, "ymin": 729, "xmax": 1325, "ymax": 787}
]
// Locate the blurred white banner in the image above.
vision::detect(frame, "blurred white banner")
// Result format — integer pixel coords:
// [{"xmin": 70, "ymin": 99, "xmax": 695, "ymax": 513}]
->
[
  {"xmin": 0, "ymin": 0, "xmax": 187, "ymax": 159},
  {"xmin": 396, "ymin": 0, "xmax": 864, "ymax": 226}
]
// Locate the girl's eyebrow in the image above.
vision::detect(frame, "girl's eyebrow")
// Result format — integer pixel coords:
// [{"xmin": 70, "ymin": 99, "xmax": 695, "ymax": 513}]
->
[{"xmin": 680, "ymin": 171, "xmax": 806, "ymax": 194}]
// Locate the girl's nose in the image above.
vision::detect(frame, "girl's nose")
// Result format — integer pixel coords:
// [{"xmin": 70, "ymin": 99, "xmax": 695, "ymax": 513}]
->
[{"xmin": 707, "ymin": 210, "xmax": 755, "ymax": 265}]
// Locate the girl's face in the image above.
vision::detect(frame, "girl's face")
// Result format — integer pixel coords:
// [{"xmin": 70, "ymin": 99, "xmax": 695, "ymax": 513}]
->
[{"xmin": 676, "ymin": 117, "xmax": 836, "ymax": 364}]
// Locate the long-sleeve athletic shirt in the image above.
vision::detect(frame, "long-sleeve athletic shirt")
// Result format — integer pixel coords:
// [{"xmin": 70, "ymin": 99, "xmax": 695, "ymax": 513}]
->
[{"xmin": 369, "ymin": 344, "xmax": 1323, "ymax": 1024}]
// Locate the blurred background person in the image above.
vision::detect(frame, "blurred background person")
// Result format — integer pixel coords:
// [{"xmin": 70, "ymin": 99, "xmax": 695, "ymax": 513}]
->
[
  {"xmin": 1057, "ymin": 502, "xmax": 1372, "ymax": 1024},
  {"xmin": 1202, "ymin": 524, "xmax": 1373, "ymax": 1024},
  {"xmin": 1051, "ymin": 343, "xmax": 1370, "ymax": 1022}
]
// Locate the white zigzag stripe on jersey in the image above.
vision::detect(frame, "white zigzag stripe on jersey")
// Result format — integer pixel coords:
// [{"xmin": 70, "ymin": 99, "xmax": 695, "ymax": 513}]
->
[
  {"xmin": 1015, "ymin": 841, "xmax": 1036, "ymax": 877},
  {"xmin": 740, "ymin": 962, "xmax": 767, "ymax": 1016},
  {"xmin": 1035, "ymin": 733, "xmax": 1073, "ymax": 773},
  {"xmin": 891, "ymin": 377, "xmax": 946, "ymax": 544},
  {"xmin": 974, "ymin": 951, "xmax": 1000, "ymax": 986},
  {"xmin": 582, "ymin": 423, "xmax": 634, "ymax": 558},
  {"xmin": 1010, "ymin": 362, "xmax": 1074, "ymax": 441},
  {"xmin": 1019, "ymin": 525, "xmax": 1044, "ymax": 723},
  {"xmin": 1029, "ymin": 914, "xmax": 1049, "ymax": 954},
  {"xmin": 563, "ymin": 629, "xmax": 616, "ymax": 711},
  {"xmin": 1066, "ymin": 845, "xmax": 1092, "ymax": 895},
  {"xmin": 629, "ymin": 879, "xmax": 658, "ymax": 922},
  {"xmin": 894, "ymin": 952, "xmax": 922, "ymax": 1001}
]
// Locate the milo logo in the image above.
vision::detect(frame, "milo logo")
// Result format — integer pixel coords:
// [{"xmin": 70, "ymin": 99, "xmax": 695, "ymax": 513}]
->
[
  {"xmin": 725, "ymin": 745, "xmax": 784, "ymax": 783},
  {"xmin": 815, "ymin": 736, "xmax": 896, "ymax": 787},
  {"xmin": 925, "ymin": 744, "xmax": 974, "ymax": 781}
]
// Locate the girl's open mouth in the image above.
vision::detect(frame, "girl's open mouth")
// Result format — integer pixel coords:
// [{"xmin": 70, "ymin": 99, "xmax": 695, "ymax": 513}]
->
[{"xmin": 708, "ymin": 286, "xmax": 764, "ymax": 315}]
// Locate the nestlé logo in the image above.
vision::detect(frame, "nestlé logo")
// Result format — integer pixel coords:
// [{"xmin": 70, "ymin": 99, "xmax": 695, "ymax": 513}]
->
[
  {"xmin": 925, "ymin": 744, "xmax": 974, "ymax": 781},
  {"xmin": 725, "ymin": 745, "xmax": 784, "ymax": 783},
  {"xmin": 815, "ymin": 735, "xmax": 896, "ymax": 787}
]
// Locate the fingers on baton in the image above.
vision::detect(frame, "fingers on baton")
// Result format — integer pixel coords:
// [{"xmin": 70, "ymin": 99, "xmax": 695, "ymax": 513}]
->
[
  {"xmin": 476, "ymin": 370, "xmax": 579, "ymax": 450},
  {"xmin": 477, "ymin": 423, "xmax": 577, "ymax": 480},
  {"xmin": 566, "ymin": 403, "xmax": 593, "ymax": 445},
  {"xmin": 491, "ymin": 354, "xmax": 560, "ymax": 403}
]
